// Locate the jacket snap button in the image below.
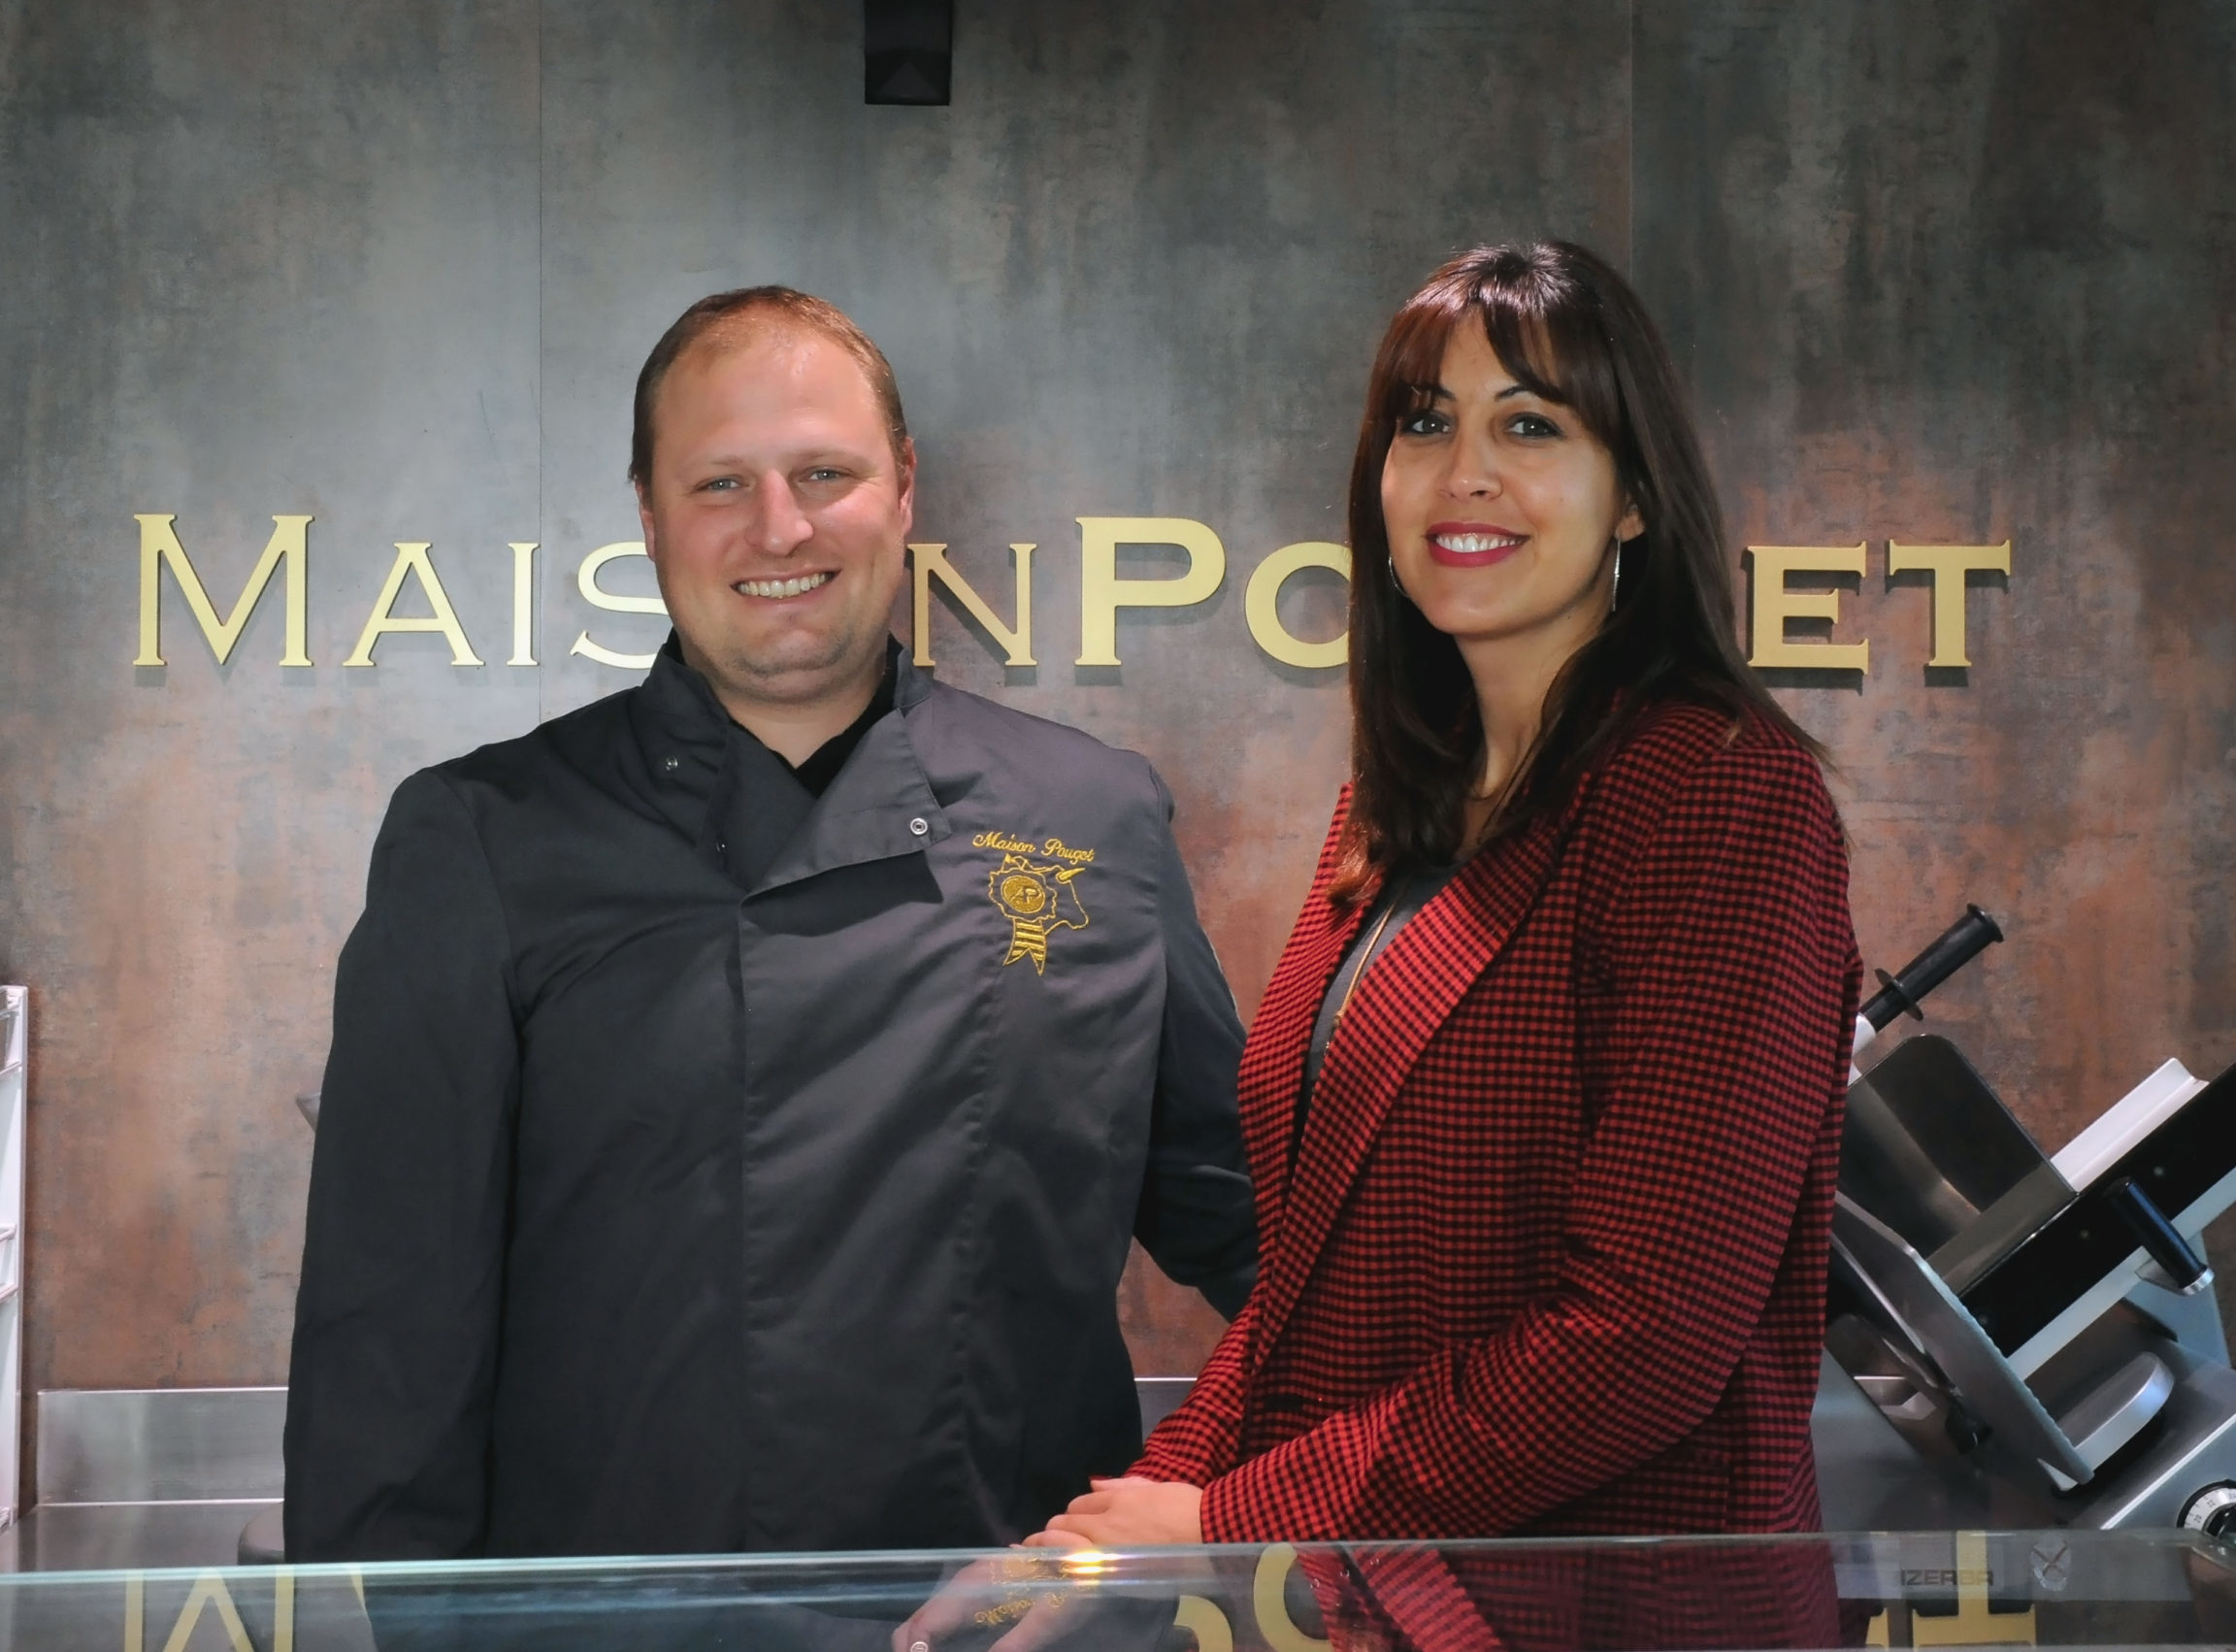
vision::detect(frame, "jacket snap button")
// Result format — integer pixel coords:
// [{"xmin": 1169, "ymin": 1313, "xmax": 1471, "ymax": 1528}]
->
[
  {"xmin": 909, "ymin": 816, "xmax": 929, "ymax": 837},
  {"xmin": 663, "ymin": 755, "xmax": 680, "ymax": 773}
]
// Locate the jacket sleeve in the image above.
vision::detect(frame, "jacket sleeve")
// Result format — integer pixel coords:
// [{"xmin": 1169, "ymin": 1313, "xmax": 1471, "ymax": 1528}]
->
[
  {"xmin": 1196, "ymin": 740, "xmax": 1858, "ymax": 1540},
  {"xmin": 1130, "ymin": 765, "xmax": 1258, "ymax": 1320},
  {"xmin": 1132, "ymin": 1294, "xmax": 1258, "ymax": 1482},
  {"xmin": 283, "ymin": 770, "xmax": 520, "ymax": 1561}
]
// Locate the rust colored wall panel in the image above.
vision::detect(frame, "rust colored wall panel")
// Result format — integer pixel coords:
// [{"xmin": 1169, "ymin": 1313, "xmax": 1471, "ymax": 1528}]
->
[{"xmin": 1632, "ymin": 0, "xmax": 2236, "ymax": 1155}]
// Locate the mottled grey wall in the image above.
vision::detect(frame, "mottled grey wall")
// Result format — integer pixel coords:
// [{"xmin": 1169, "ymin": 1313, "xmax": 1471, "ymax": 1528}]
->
[
  {"xmin": 0, "ymin": 1, "xmax": 545, "ymax": 1394},
  {"xmin": 0, "ymin": 0, "xmax": 2230, "ymax": 1429}
]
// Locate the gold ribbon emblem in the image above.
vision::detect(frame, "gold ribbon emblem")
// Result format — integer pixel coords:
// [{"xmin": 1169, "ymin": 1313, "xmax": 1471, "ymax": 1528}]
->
[{"xmin": 988, "ymin": 853, "xmax": 1090, "ymax": 973}]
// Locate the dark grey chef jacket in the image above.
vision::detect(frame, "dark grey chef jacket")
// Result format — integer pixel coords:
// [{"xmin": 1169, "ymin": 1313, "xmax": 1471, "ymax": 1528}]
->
[{"xmin": 283, "ymin": 638, "xmax": 1256, "ymax": 1561}]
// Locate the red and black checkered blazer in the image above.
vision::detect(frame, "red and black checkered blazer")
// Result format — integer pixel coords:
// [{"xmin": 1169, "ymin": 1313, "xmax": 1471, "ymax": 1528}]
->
[{"xmin": 1135, "ymin": 702, "xmax": 1861, "ymax": 1541}]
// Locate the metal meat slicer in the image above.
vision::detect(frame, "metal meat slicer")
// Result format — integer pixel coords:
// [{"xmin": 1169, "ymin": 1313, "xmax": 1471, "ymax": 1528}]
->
[{"xmin": 1827, "ymin": 908, "xmax": 2236, "ymax": 1533}]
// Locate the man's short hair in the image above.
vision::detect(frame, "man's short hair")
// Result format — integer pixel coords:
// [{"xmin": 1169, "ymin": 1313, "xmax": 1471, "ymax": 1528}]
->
[{"xmin": 629, "ymin": 286, "xmax": 910, "ymax": 489}]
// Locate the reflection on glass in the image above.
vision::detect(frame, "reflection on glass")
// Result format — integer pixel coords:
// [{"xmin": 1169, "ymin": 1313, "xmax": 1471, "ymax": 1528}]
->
[{"xmin": 9, "ymin": 1530, "xmax": 2235, "ymax": 1651}]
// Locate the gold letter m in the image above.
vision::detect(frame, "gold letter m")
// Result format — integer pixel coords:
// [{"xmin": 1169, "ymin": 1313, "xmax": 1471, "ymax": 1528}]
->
[{"xmin": 135, "ymin": 513, "xmax": 312, "ymax": 666}]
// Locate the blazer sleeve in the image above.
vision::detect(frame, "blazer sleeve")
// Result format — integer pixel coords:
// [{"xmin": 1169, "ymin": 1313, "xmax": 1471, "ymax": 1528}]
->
[
  {"xmin": 282, "ymin": 770, "xmax": 521, "ymax": 1561},
  {"xmin": 1196, "ymin": 738, "xmax": 1858, "ymax": 1540},
  {"xmin": 1132, "ymin": 1294, "xmax": 1259, "ymax": 1483},
  {"xmin": 1131, "ymin": 763, "xmax": 1258, "ymax": 1319}
]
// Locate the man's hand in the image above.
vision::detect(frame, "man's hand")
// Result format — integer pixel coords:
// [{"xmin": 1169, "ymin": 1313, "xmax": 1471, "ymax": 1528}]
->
[
  {"xmin": 1025, "ymin": 1477, "xmax": 1204, "ymax": 1548},
  {"xmin": 893, "ymin": 1551, "xmax": 1078, "ymax": 1652}
]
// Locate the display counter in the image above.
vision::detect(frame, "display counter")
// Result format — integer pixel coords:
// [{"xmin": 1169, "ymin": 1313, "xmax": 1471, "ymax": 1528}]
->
[{"xmin": 1, "ymin": 1529, "xmax": 2231, "ymax": 1651}]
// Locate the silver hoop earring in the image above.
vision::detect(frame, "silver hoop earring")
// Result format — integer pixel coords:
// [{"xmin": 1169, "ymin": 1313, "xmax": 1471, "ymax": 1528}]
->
[{"xmin": 1387, "ymin": 552, "xmax": 1409, "ymax": 603}]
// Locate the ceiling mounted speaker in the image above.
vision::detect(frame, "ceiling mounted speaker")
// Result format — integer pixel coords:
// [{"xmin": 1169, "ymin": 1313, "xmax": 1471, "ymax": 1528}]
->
[{"xmin": 865, "ymin": 0, "xmax": 952, "ymax": 106}]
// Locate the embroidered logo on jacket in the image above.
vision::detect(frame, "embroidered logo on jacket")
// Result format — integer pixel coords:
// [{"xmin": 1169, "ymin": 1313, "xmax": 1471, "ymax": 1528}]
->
[{"xmin": 975, "ymin": 831, "xmax": 1094, "ymax": 974}]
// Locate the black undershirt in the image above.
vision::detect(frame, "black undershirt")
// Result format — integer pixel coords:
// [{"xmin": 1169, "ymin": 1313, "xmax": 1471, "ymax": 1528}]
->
[
  {"xmin": 778, "ymin": 648, "xmax": 897, "ymax": 796},
  {"xmin": 712, "ymin": 645, "xmax": 899, "ymax": 890}
]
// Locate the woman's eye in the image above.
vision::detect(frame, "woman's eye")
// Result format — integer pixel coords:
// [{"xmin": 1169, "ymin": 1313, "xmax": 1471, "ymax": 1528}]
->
[
  {"xmin": 1397, "ymin": 410, "xmax": 1449, "ymax": 437},
  {"xmin": 1508, "ymin": 412, "xmax": 1562, "ymax": 439}
]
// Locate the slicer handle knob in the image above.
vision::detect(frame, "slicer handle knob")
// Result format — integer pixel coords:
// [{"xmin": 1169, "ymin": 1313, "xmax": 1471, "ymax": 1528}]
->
[{"xmin": 1861, "ymin": 905, "xmax": 2003, "ymax": 1032}]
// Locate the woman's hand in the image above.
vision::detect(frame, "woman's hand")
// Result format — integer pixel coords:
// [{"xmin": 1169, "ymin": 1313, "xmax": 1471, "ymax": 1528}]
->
[{"xmin": 1025, "ymin": 1476, "xmax": 1204, "ymax": 1548}]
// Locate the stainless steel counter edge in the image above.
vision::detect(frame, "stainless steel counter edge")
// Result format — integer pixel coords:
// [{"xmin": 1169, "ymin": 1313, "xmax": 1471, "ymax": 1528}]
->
[
  {"xmin": 34, "ymin": 1363, "xmax": 1927, "ymax": 1532},
  {"xmin": 34, "ymin": 1380, "xmax": 1210, "ymax": 1509}
]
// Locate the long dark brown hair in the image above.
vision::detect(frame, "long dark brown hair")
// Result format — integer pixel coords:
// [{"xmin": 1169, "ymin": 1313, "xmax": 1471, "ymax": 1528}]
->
[{"xmin": 1332, "ymin": 241, "xmax": 1817, "ymax": 904}]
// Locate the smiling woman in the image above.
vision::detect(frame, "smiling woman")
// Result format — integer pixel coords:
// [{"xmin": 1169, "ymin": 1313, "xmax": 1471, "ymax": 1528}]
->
[
  {"xmin": 1336, "ymin": 241, "xmax": 1823, "ymax": 891},
  {"xmin": 1030, "ymin": 243, "xmax": 1864, "ymax": 1569},
  {"xmin": 1379, "ymin": 321, "xmax": 1644, "ymax": 848}
]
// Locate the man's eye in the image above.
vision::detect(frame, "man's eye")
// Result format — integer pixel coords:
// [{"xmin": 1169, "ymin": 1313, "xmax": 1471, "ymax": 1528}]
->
[
  {"xmin": 700, "ymin": 477, "xmax": 740, "ymax": 493},
  {"xmin": 1397, "ymin": 410, "xmax": 1449, "ymax": 437}
]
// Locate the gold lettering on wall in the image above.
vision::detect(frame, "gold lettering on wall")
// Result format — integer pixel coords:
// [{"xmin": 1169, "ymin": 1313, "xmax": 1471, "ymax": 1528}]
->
[
  {"xmin": 912, "ymin": 542, "xmax": 1036, "ymax": 666},
  {"xmin": 1746, "ymin": 544, "xmax": 1871, "ymax": 672},
  {"xmin": 1888, "ymin": 541, "xmax": 2012, "ymax": 667},
  {"xmin": 1244, "ymin": 541, "xmax": 1350, "ymax": 669},
  {"xmin": 1076, "ymin": 516, "xmax": 1227, "ymax": 667},
  {"xmin": 133, "ymin": 513, "xmax": 312, "ymax": 667},
  {"xmin": 508, "ymin": 542, "xmax": 539, "ymax": 666},
  {"xmin": 344, "ymin": 543, "xmax": 483, "ymax": 666},
  {"xmin": 119, "ymin": 513, "xmax": 2011, "ymax": 683},
  {"xmin": 570, "ymin": 541, "xmax": 666, "ymax": 670}
]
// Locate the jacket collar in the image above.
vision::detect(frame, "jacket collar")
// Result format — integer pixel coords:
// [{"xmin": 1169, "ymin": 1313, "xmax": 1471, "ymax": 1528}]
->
[
  {"xmin": 635, "ymin": 634, "xmax": 731, "ymax": 772},
  {"xmin": 1248, "ymin": 805, "xmax": 1572, "ymax": 1363},
  {"xmin": 746, "ymin": 677, "xmax": 951, "ymax": 894},
  {"xmin": 630, "ymin": 632, "xmax": 953, "ymax": 894}
]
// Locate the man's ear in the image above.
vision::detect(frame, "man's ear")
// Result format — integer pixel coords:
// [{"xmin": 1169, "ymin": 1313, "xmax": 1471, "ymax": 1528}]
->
[
  {"xmin": 895, "ymin": 437, "xmax": 918, "ymax": 538},
  {"xmin": 635, "ymin": 480, "xmax": 659, "ymax": 562}
]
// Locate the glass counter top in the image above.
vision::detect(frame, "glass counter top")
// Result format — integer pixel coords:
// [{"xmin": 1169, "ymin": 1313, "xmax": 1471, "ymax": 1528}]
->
[{"xmin": 0, "ymin": 1529, "xmax": 2228, "ymax": 1651}]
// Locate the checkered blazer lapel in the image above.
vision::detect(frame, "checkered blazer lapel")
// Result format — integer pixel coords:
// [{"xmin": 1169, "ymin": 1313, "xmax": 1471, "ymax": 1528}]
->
[
  {"xmin": 1240, "ymin": 876, "xmax": 1374, "ymax": 1234},
  {"xmin": 1249, "ymin": 807, "xmax": 1570, "ymax": 1362}
]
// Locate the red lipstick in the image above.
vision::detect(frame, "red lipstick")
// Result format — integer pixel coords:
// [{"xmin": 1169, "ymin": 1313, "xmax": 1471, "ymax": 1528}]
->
[{"xmin": 1424, "ymin": 522, "xmax": 1529, "ymax": 569}]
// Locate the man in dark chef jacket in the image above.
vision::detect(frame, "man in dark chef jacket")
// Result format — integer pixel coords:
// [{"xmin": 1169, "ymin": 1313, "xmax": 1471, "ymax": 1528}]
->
[{"xmin": 282, "ymin": 286, "xmax": 1257, "ymax": 1562}]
